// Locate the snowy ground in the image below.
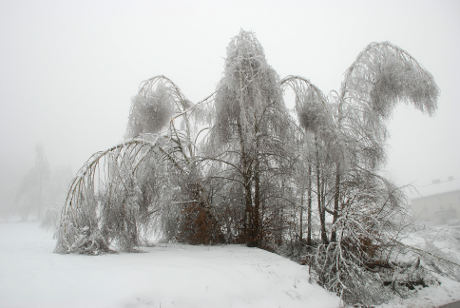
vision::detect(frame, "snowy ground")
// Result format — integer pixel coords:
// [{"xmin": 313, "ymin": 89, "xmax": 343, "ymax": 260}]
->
[
  {"xmin": 379, "ymin": 223, "xmax": 460, "ymax": 308},
  {"xmin": 2, "ymin": 222, "xmax": 460, "ymax": 308},
  {"xmin": 0, "ymin": 222, "xmax": 339, "ymax": 308}
]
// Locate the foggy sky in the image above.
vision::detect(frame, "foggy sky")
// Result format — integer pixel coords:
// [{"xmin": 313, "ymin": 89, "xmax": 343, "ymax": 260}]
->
[{"xmin": 1, "ymin": 0, "xmax": 459, "ymax": 206}]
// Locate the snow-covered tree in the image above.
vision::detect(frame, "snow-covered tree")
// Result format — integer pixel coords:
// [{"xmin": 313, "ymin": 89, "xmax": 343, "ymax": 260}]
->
[
  {"xmin": 54, "ymin": 30, "xmax": 446, "ymax": 306},
  {"xmin": 281, "ymin": 76, "xmax": 338, "ymax": 245},
  {"xmin": 281, "ymin": 42, "xmax": 439, "ymax": 304},
  {"xmin": 15, "ymin": 144, "xmax": 50, "ymax": 220},
  {"xmin": 55, "ymin": 75, "xmax": 220, "ymax": 254},
  {"xmin": 211, "ymin": 30, "xmax": 293, "ymax": 246}
]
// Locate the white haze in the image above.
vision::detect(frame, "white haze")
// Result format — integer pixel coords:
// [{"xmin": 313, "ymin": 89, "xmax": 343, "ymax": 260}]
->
[{"xmin": 0, "ymin": 0, "xmax": 459, "ymax": 210}]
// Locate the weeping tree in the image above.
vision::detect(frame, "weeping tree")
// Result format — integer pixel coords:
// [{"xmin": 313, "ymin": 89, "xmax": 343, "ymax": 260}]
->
[
  {"xmin": 280, "ymin": 42, "xmax": 439, "ymax": 304},
  {"xmin": 55, "ymin": 75, "xmax": 219, "ymax": 254},
  {"xmin": 333, "ymin": 43, "xmax": 437, "ymax": 303},
  {"xmin": 281, "ymin": 76, "xmax": 339, "ymax": 246},
  {"xmin": 335, "ymin": 42, "xmax": 438, "ymax": 212},
  {"xmin": 130, "ymin": 76, "xmax": 222, "ymax": 245}
]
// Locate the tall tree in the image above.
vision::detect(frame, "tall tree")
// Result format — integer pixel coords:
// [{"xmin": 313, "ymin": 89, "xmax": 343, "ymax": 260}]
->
[
  {"xmin": 330, "ymin": 42, "xmax": 439, "ymax": 242},
  {"xmin": 288, "ymin": 42, "xmax": 439, "ymax": 303},
  {"xmin": 212, "ymin": 30, "xmax": 290, "ymax": 246},
  {"xmin": 281, "ymin": 76, "xmax": 337, "ymax": 245}
]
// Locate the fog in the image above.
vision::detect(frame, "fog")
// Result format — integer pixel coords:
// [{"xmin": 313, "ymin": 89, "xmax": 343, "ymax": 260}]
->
[{"xmin": 1, "ymin": 0, "xmax": 459, "ymax": 212}]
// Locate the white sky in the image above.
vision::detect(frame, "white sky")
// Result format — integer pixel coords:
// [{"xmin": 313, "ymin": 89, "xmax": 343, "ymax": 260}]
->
[{"xmin": 0, "ymin": 0, "xmax": 459, "ymax": 203}]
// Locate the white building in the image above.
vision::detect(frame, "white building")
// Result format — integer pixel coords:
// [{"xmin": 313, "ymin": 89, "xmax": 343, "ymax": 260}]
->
[{"xmin": 410, "ymin": 188, "xmax": 460, "ymax": 224}]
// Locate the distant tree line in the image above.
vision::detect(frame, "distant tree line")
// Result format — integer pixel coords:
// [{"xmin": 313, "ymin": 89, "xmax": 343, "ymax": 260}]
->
[{"xmin": 11, "ymin": 144, "xmax": 72, "ymax": 226}]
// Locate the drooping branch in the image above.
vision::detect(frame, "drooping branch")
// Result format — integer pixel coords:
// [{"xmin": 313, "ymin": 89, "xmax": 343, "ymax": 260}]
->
[
  {"xmin": 280, "ymin": 75, "xmax": 327, "ymax": 108},
  {"xmin": 138, "ymin": 75, "xmax": 189, "ymax": 111},
  {"xmin": 341, "ymin": 42, "xmax": 438, "ymax": 117},
  {"xmin": 55, "ymin": 136, "xmax": 162, "ymax": 254},
  {"xmin": 280, "ymin": 75, "xmax": 337, "ymax": 146},
  {"xmin": 339, "ymin": 42, "xmax": 439, "ymax": 161}
]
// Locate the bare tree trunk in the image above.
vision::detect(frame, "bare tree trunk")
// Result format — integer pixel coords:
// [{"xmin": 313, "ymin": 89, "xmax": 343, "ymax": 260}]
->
[
  {"xmin": 236, "ymin": 113, "xmax": 251, "ymax": 243},
  {"xmin": 247, "ymin": 112, "xmax": 262, "ymax": 247},
  {"xmin": 330, "ymin": 163, "xmax": 340, "ymax": 242},
  {"xmin": 253, "ymin": 157, "xmax": 261, "ymax": 247},
  {"xmin": 316, "ymin": 166, "xmax": 327, "ymax": 244},
  {"xmin": 242, "ymin": 164, "xmax": 253, "ymax": 244},
  {"xmin": 315, "ymin": 136, "xmax": 328, "ymax": 244},
  {"xmin": 299, "ymin": 180, "xmax": 305, "ymax": 242},
  {"xmin": 307, "ymin": 163, "xmax": 312, "ymax": 246}
]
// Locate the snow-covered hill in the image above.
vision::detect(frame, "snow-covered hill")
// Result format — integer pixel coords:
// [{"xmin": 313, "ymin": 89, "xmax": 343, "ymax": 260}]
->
[
  {"xmin": 0, "ymin": 223, "xmax": 339, "ymax": 308},
  {"xmin": 3, "ymin": 222, "xmax": 460, "ymax": 307}
]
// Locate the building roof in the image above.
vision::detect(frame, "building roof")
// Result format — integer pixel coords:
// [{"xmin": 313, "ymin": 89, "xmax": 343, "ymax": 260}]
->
[
  {"xmin": 409, "ymin": 177, "xmax": 460, "ymax": 201},
  {"xmin": 411, "ymin": 188, "xmax": 460, "ymax": 202}
]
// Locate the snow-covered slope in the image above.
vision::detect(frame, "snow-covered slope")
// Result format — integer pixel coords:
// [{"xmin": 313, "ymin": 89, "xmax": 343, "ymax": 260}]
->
[
  {"xmin": 0, "ymin": 222, "xmax": 339, "ymax": 308},
  {"xmin": 379, "ymin": 223, "xmax": 460, "ymax": 308}
]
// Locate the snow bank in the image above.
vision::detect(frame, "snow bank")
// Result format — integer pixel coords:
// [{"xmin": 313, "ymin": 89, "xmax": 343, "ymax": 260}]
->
[{"xmin": 0, "ymin": 223, "xmax": 339, "ymax": 308}]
